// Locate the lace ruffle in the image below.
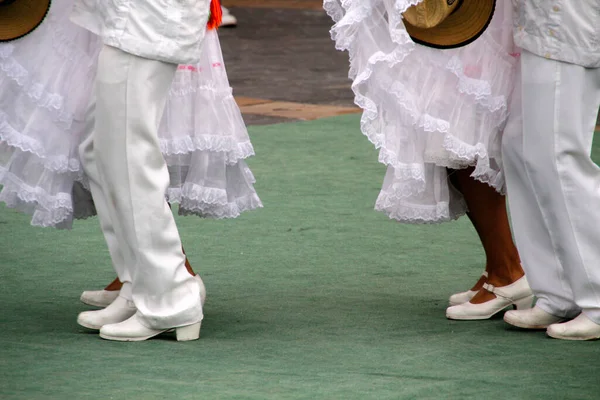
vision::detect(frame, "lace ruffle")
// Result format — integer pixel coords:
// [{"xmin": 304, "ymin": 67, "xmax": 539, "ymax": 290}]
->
[
  {"xmin": 375, "ymin": 193, "xmax": 467, "ymax": 224},
  {"xmin": 0, "ymin": 167, "xmax": 74, "ymax": 227},
  {"xmin": 168, "ymin": 185, "xmax": 263, "ymax": 219},
  {"xmin": 0, "ymin": 112, "xmax": 81, "ymax": 173},
  {"xmin": 443, "ymin": 134, "xmax": 505, "ymax": 194},
  {"xmin": 159, "ymin": 136, "xmax": 254, "ymax": 164}
]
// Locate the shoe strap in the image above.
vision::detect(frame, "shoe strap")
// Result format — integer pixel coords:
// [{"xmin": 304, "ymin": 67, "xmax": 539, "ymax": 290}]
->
[{"xmin": 482, "ymin": 283, "xmax": 511, "ymax": 300}]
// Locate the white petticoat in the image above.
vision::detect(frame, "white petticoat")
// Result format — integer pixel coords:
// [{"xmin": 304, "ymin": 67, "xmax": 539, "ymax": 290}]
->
[
  {"xmin": 0, "ymin": 0, "xmax": 262, "ymax": 229},
  {"xmin": 326, "ymin": 0, "xmax": 519, "ymax": 223}
]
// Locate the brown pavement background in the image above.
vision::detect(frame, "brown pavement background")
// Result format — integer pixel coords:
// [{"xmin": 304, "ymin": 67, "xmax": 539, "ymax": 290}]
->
[{"xmin": 219, "ymin": 2, "xmax": 359, "ymax": 125}]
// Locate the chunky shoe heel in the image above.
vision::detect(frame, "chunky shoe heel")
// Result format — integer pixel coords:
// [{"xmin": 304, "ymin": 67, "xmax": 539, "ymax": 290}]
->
[
  {"xmin": 176, "ymin": 322, "xmax": 201, "ymax": 341},
  {"xmin": 513, "ymin": 295, "xmax": 534, "ymax": 310}
]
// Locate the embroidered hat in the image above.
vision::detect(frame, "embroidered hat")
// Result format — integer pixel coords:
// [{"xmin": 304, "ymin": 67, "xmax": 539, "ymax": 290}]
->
[
  {"xmin": 403, "ymin": 0, "xmax": 496, "ymax": 49},
  {"xmin": 0, "ymin": 0, "xmax": 51, "ymax": 42}
]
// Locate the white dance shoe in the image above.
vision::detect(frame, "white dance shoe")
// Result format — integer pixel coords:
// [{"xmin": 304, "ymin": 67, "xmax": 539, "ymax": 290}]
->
[
  {"xmin": 546, "ymin": 314, "xmax": 600, "ymax": 341},
  {"xmin": 80, "ymin": 289, "xmax": 119, "ymax": 308},
  {"xmin": 80, "ymin": 275, "xmax": 207, "ymax": 308},
  {"xmin": 77, "ymin": 295, "xmax": 137, "ymax": 330},
  {"xmin": 99, "ymin": 313, "xmax": 202, "ymax": 342},
  {"xmin": 503, "ymin": 305, "xmax": 567, "ymax": 329},
  {"xmin": 446, "ymin": 276, "xmax": 533, "ymax": 320},
  {"xmin": 448, "ymin": 271, "xmax": 488, "ymax": 306}
]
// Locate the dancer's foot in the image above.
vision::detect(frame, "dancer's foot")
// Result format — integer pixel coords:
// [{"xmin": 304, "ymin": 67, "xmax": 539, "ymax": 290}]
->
[
  {"xmin": 77, "ymin": 295, "xmax": 137, "ymax": 330},
  {"xmin": 547, "ymin": 314, "xmax": 600, "ymax": 341},
  {"xmin": 446, "ymin": 276, "xmax": 533, "ymax": 320},
  {"xmin": 81, "ymin": 250, "xmax": 197, "ymax": 307},
  {"xmin": 99, "ymin": 278, "xmax": 204, "ymax": 342},
  {"xmin": 504, "ymin": 306, "xmax": 567, "ymax": 329},
  {"xmin": 470, "ymin": 269, "xmax": 525, "ymax": 304},
  {"xmin": 80, "ymin": 287, "xmax": 120, "ymax": 308},
  {"xmin": 100, "ymin": 313, "xmax": 201, "ymax": 342},
  {"xmin": 449, "ymin": 271, "xmax": 487, "ymax": 306},
  {"xmin": 81, "ymin": 274, "xmax": 207, "ymax": 308}
]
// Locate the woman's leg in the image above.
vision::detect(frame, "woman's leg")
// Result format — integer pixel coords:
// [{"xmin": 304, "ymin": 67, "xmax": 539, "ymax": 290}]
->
[{"xmin": 449, "ymin": 167, "xmax": 524, "ymax": 304}]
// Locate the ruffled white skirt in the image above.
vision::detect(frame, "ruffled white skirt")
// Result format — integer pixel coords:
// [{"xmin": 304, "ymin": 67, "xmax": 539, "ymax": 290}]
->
[
  {"xmin": 0, "ymin": 0, "xmax": 262, "ymax": 229},
  {"xmin": 326, "ymin": 0, "xmax": 519, "ymax": 223}
]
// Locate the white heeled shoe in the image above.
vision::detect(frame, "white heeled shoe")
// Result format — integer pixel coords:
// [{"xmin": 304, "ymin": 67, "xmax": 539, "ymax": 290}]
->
[
  {"xmin": 80, "ymin": 274, "xmax": 207, "ymax": 308},
  {"xmin": 546, "ymin": 313, "xmax": 600, "ymax": 341},
  {"xmin": 77, "ymin": 295, "xmax": 137, "ymax": 330},
  {"xmin": 504, "ymin": 306, "xmax": 567, "ymax": 329},
  {"xmin": 446, "ymin": 276, "xmax": 533, "ymax": 320},
  {"xmin": 448, "ymin": 271, "xmax": 488, "ymax": 306},
  {"xmin": 99, "ymin": 313, "xmax": 202, "ymax": 342}
]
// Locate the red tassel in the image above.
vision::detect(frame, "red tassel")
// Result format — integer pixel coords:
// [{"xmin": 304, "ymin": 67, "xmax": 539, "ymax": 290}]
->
[{"xmin": 207, "ymin": 0, "xmax": 222, "ymax": 30}]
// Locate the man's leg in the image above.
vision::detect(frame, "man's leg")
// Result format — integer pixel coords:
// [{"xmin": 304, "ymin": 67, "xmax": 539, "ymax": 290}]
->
[
  {"xmin": 514, "ymin": 50, "xmax": 600, "ymax": 324},
  {"xmin": 93, "ymin": 44, "xmax": 201, "ymax": 331},
  {"xmin": 79, "ymin": 103, "xmax": 134, "ymax": 298},
  {"xmin": 502, "ymin": 58, "xmax": 580, "ymax": 322},
  {"xmin": 76, "ymin": 97, "xmax": 138, "ymax": 329}
]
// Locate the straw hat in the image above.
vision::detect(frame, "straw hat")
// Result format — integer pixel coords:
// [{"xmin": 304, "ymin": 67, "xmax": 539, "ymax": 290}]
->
[
  {"xmin": 403, "ymin": 0, "xmax": 496, "ymax": 49},
  {"xmin": 0, "ymin": 0, "xmax": 51, "ymax": 42}
]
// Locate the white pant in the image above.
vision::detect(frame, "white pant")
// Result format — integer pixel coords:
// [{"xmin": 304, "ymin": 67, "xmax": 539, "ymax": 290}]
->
[
  {"xmin": 503, "ymin": 49, "xmax": 600, "ymax": 323},
  {"xmin": 79, "ymin": 45, "xmax": 202, "ymax": 329}
]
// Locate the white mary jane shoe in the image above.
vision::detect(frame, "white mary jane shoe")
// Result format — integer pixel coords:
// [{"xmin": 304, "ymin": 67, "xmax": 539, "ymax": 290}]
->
[
  {"xmin": 448, "ymin": 271, "xmax": 488, "ymax": 306},
  {"xmin": 99, "ymin": 313, "xmax": 202, "ymax": 342},
  {"xmin": 546, "ymin": 313, "xmax": 600, "ymax": 341},
  {"xmin": 80, "ymin": 275, "xmax": 207, "ymax": 308},
  {"xmin": 77, "ymin": 295, "xmax": 137, "ymax": 330},
  {"xmin": 503, "ymin": 305, "xmax": 567, "ymax": 329},
  {"xmin": 446, "ymin": 276, "xmax": 533, "ymax": 321}
]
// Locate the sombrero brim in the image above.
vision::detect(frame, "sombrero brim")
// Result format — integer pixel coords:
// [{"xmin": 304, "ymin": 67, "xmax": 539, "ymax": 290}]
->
[
  {"xmin": 0, "ymin": 0, "xmax": 51, "ymax": 42},
  {"xmin": 404, "ymin": 0, "xmax": 496, "ymax": 49}
]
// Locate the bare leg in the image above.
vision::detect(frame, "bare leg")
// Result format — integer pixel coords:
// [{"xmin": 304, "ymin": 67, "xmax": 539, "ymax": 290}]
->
[{"xmin": 449, "ymin": 167, "xmax": 524, "ymax": 304}]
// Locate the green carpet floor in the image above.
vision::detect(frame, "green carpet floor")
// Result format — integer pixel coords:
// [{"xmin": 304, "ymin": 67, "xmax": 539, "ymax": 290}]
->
[{"xmin": 1, "ymin": 116, "xmax": 600, "ymax": 399}]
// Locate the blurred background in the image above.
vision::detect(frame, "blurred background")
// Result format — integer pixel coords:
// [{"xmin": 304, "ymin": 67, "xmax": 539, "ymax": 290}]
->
[{"xmin": 218, "ymin": 0, "xmax": 362, "ymax": 126}]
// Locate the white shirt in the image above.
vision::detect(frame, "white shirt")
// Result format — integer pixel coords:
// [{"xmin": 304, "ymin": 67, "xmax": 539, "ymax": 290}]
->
[
  {"xmin": 70, "ymin": 0, "xmax": 211, "ymax": 65},
  {"xmin": 512, "ymin": 0, "xmax": 600, "ymax": 68}
]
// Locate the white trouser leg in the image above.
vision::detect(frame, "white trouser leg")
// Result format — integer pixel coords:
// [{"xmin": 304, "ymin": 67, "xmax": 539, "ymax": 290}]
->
[
  {"xmin": 79, "ymin": 96, "xmax": 133, "ymax": 299},
  {"xmin": 93, "ymin": 45, "xmax": 201, "ymax": 329},
  {"xmin": 503, "ymin": 49, "xmax": 600, "ymax": 322},
  {"xmin": 502, "ymin": 64, "xmax": 578, "ymax": 318}
]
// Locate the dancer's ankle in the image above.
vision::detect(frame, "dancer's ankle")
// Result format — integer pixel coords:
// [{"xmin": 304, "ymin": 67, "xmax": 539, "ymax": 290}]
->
[
  {"xmin": 104, "ymin": 277, "xmax": 123, "ymax": 291},
  {"xmin": 469, "ymin": 271, "xmax": 488, "ymax": 291},
  {"xmin": 486, "ymin": 268, "xmax": 525, "ymax": 288},
  {"xmin": 185, "ymin": 258, "xmax": 196, "ymax": 276}
]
